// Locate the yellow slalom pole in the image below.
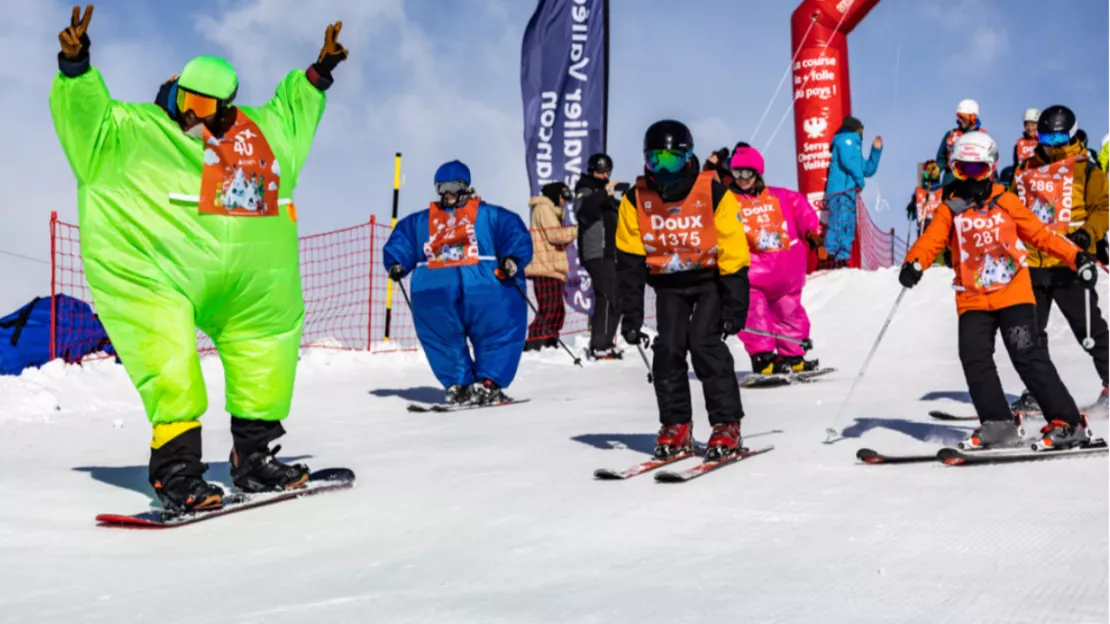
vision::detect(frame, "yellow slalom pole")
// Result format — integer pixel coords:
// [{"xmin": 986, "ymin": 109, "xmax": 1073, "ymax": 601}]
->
[{"xmin": 384, "ymin": 152, "xmax": 402, "ymax": 341}]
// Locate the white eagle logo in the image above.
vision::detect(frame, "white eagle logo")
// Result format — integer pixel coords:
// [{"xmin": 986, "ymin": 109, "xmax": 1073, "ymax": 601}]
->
[{"xmin": 803, "ymin": 116, "xmax": 827, "ymax": 139}]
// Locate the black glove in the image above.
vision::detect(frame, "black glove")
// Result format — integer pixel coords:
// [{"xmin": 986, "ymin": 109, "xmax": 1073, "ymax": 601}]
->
[
  {"xmin": 496, "ymin": 257, "xmax": 517, "ymax": 279},
  {"xmin": 899, "ymin": 261, "xmax": 923, "ymax": 289},
  {"xmin": 58, "ymin": 5, "xmax": 93, "ymax": 77},
  {"xmin": 623, "ymin": 328, "xmax": 647, "ymax": 347},
  {"xmin": 1068, "ymin": 228, "xmax": 1092, "ymax": 251},
  {"xmin": 720, "ymin": 319, "xmax": 739, "ymax": 341},
  {"xmin": 388, "ymin": 263, "xmax": 404, "ymax": 282},
  {"xmin": 1075, "ymin": 251, "xmax": 1098, "ymax": 289}
]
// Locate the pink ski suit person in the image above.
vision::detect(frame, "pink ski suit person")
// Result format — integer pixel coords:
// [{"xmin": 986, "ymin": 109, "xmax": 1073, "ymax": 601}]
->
[{"xmin": 728, "ymin": 145, "xmax": 823, "ymax": 375}]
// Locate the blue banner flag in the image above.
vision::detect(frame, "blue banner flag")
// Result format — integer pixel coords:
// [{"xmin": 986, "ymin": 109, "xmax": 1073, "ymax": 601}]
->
[{"xmin": 520, "ymin": 0, "xmax": 608, "ymax": 316}]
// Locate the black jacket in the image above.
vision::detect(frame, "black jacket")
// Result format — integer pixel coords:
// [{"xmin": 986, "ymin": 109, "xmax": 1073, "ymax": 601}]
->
[{"xmin": 574, "ymin": 174, "xmax": 619, "ymax": 261}]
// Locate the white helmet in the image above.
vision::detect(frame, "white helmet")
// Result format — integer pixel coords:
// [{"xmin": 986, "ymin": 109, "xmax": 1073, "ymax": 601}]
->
[
  {"xmin": 1024, "ymin": 108, "xmax": 1040, "ymax": 123},
  {"xmin": 956, "ymin": 99, "xmax": 980, "ymax": 116},
  {"xmin": 951, "ymin": 131, "xmax": 998, "ymax": 165}
]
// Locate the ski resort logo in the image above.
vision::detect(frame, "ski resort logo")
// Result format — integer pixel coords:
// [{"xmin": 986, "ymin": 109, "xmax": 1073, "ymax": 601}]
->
[{"xmin": 803, "ymin": 116, "xmax": 827, "ymax": 139}]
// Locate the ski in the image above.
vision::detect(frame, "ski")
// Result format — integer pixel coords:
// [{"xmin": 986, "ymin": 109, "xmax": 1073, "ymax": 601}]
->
[
  {"xmin": 741, "ymin": 368, "xmax": 836, "ymax": 388},
  {"xmin": 938, "ymin": 438, "xmax": 1108, "ymax": 466},
  {"xmin": 654, "ymin": 446, "xmax": 774, "ymax": 482},
  {"xmin": 407, "ymin": 398, "xmax": 530, "ymax": 413},
  {"xmin": 95, "ymin": 468, "xmax": 355, "ymax": 529},
  {"xmin": 593, "ymin": 450, "xmax": 696, "ymax": 480},
  {"xmin": 856, "ymin": 448, "xmax": 939, "ymax": 464}
]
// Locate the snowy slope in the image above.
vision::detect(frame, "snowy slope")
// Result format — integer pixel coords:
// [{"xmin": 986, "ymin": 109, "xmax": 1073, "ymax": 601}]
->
[{"xmin": 0, "ymin": 268, "xmax": 1107, "ymax": 624}]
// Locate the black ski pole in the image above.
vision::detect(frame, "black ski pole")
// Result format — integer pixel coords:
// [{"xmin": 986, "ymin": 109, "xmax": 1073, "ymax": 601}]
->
[
  {"xmin": 509, "ymin": 276, "xmax": 583, "ymax": 367},
  {"xmin": 635, "ymin": 335, "xmax": 653, "ymax": 384},
  {"xmin": 396, "ymin": 277, "xmax": 413, "ymax": 310},
  {"xmin": 740, "ymin": 328, "xmax": 813, "ymax": 351}
]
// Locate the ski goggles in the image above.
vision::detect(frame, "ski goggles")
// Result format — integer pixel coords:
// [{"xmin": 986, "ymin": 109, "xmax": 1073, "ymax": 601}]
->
[
  {"xmin": 731, "ymin": 168, "xmax": 758, "ymax": 180},
  {"xmin": 176, "ymin": 87, "xmax": 224, "ymax": 119},
  {"xmin": 1036, "ymin": 130, "xmax": 1072, "ymax": 147},
  {"xmin": 951, "ymin": 160, "xmax": 993, "ymax": 182},
  {"xmin": 645, "ymin": 148, "xmax": 690, "ymax": 174},
  {"xmin": 435, "ymin": 180, "xmax": 470, "ymax": 196}
]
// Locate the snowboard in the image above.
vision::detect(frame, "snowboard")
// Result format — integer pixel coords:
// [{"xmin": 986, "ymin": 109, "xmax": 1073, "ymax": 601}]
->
[
  {"xmin": 407, "ymin": 398, "xmax": 530, "ymax": 413},
  {"xmin": 741, "ymin": 367, "xmax": 836, "ymax": 388},
  {"xmin": 95, "ymin": 468, "xmax": 355, "ymax": 529}
]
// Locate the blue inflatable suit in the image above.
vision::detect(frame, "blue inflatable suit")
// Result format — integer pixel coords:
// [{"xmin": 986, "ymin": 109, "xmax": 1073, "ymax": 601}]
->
[{"xmin": 383, "ymin": 161, "xmax": 533, "ymax": 390}]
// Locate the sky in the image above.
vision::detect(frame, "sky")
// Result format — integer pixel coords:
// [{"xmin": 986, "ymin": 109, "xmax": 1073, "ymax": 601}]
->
[{"xmin": 0, "ymin": 0, "xmax": 1107, "ymax": 313}]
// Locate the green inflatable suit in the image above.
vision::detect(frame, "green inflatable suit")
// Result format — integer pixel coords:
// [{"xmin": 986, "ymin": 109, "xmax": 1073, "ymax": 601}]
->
[{"xmin": 49, "ymin": 5, "xmax": 350, "ymax": 510}]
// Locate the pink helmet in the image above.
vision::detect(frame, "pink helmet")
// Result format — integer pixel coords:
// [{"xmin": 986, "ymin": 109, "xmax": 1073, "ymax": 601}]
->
[{"xmin": 729, "ymin": 146, "xmax": 765, "ymax": 176}]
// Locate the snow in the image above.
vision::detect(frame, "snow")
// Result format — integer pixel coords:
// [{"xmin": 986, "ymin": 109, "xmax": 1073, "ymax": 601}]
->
[{"xmin": 0, "ymin": 267, "xmax": 1107, "ymax": 623}]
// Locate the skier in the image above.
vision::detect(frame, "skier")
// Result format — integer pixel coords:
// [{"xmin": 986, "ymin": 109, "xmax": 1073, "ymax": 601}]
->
[
  {"xmin": 728, "ymin": 145, "xmax": 823, "ymax": 374},
  {"xmin": 383, "ymin": 161, "xmax": 533, "ymax": 406},
  {"xmin": 1010, "ymin": 105, "xmax": 1109, "ymax": 413},
  {"xmin": 907, "ymin": 160, "xmax": 943, "ymax": 237},
  {"xmin": 616, "ymin": 119, "xmax": 752, "ymax": 461},
  {"xmin": 524, "ymin": 182, "xmax": 577, "ymax": 351},
  {"xmin": 1013, "ymin": 108, "xmax": 1039, "ymax": 170},
  {"xmin": 936, "ymin": 99, "xmax": 985, "ymax": 186},
  {"xmin": 824, "ymin": 116, "xmax": 883, "ymax": 264},
  {"xmin": 50, "ymin": 5, "xmax": 347, "ymax": 512},
  {"xmin": 574, "ymin": 153, "xmax": 623, "ymax": 359},
  {"xmin": 900, "ymin": 131, "xmax": 1099, "ymax": 450}
]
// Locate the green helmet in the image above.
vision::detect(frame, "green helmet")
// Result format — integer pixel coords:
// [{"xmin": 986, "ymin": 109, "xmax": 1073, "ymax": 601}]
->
[{"xmin": 178, "ymin": 55, "xmax": 238, "ymax": 101}]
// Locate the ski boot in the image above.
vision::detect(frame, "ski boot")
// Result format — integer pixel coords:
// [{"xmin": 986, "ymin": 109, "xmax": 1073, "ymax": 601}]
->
[
  {"xmin": 445, "ymin": 384, "xmax": 470, "ymax": 406},
  {"xmin": 773, "ymin": 355, "xmax": 819, "ymax": 374},
  {"xmin": 588, "ymin": 346, "xmax": 623, "ymax": 360},
  {"xmin": 1009, "ymin": 389, "xmax": 1042, "ymax": 416},
  {"xmin": 653, "ymin": 422, "xmax": 693, "ymax": 459},
  {"xmin": 469, "ymin": 379, "xmax": 507, "ymax": 406},
  {"xmin": 230, "ymin": 444, "xmax": 310, "ymax": 493},
  {"xmin": 706, "ymin": 421, "xmax": 743, "ymax": 461},
  {"xmin": 959, "ymin": 417, "xmax": 1025, "ymax": 450},
  {"xmin": 1035, "ymin": 415, "xmax": 1092, "ymax": 451},
  {"xmin": 151, "ymin": 462, "xmax": 224, "ymax": 513},
  {"xmin": 750, "ymin": 352, "xmax": 777, "ymax": 376},
  {"xmin": 1081, "ymin": 386, "xmax": 1109, "ymax": 415}
]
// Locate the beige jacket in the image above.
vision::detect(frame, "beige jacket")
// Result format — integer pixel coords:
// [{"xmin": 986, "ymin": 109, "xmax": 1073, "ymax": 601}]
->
[{"xmin": 524, "ymin": 195, "xmax": 578, "ymax": 281}]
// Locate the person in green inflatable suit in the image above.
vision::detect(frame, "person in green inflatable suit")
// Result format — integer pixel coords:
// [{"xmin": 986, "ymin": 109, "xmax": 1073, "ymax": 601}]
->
[{"xmin": 49, "ymin": 5, "xmax": 348, "ymax": 512}]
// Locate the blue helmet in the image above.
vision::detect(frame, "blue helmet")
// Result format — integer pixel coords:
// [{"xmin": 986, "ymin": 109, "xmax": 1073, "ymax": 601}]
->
[{"xmin": 434, "ymin": 160, "xmax": 471, "ymax": 186}]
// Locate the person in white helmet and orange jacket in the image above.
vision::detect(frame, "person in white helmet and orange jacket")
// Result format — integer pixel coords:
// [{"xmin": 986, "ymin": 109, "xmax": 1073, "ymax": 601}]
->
[
  {"xmin": 900, "ymin": 131, "xmax": 1099, "ymax": 452},
  {"xmin": 936, "ymin": 99, "xmax": 986, "ymax": 186},
  {"xmin": 1013, "ymin": 108, "xmax": 1040, "ymax": 169}
]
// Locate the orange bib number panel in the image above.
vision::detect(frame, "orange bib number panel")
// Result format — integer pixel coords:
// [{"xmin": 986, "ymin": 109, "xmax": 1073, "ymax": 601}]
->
[
  {"xmin": 1015, "ymin": 138, "xmax": 1038, "ymax": 164},
  {"xmin": 635, "ymin": 171, "xmax": 719, "ymax": 274},
  {"xmin": 198, "ymin": 110, "xmax": 280, "ymax": 217},
  {"xmin": 915, "ymin": 187, "xmax": 942, "ymax": 223},
  {"xmin": 954, "ymin": 201, "xmax": 1028, "ymax": 294},
  {"xmin": 1015, "ymin": 155, "xmax": 1076, "ymax": 233},
  {"xmin": 735, "ymin": 189, "xmax": 791, "ymax": 253},
  {"xmin": 424, "ymin": 199, "xmax": 480, "ymax": 269}
]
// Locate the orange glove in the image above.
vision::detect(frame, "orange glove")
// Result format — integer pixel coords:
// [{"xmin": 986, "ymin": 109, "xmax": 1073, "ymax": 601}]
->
[
  {"xmin": 316, "ymin": 21, "xmax": 349, "ymax": 73},
  {"xmin": 59, "ymin": 5, "xmax": 93, "ymax": 60}
]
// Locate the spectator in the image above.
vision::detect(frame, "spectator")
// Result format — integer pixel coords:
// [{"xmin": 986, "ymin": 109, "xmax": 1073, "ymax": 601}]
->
[
  {"xmin": 936, "ymin": 99, "xmax": 985, "ymax": 185},
  {"xmin": 574, "ymin": 154, "xmax": 623, "ymax": 359},
  {"xmin": 524, "ymin": 182, "xmax": 577, "ymax": 351},
  {"xmin": 823, "ymin": 115, "xmax": 882, "ymax": 264}
]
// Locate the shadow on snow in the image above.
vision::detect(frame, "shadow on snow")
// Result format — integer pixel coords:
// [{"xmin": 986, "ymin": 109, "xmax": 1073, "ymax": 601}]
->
[
  {"xmin": 840, "ymin": 418, "xmax": 971, "ymax": 445},
  {"xmin": 920, "ymin": 389, "xmax": 1020, "ymax": 405},
  {"xmin": 369, "ymin": 386, "xmax": 444, "ymax": 404}
]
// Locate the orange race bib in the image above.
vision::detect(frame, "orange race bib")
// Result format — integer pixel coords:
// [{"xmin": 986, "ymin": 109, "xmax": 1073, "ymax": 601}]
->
[
  {"xmin": 424, "ymin": 199, "xmax": 480, "ymax": 269},
  {"xmin": 953, "ymin": 200, "xmax": 1027, "ymax": 294},
  {"xmin": 1015, "ymin": 137, "xmax": 1038, "ymax": 164},
  {"xmin": 734, "ymin": 188, "xmax": 791, "ymax": 253},
  {"xmin": 915, "ymin": 187, "xmax": 942, "ymax": 223},
  {"xmin": 1014, "ymin": 155, "xmax": 1077, "ymax": 233},
  {"xmin": 198, "ymin": 110, "xmax": 280, "ymax": 216},
  {"xmin": 635, "ymin": 171, "xmax": 719, "ymax": 275}
]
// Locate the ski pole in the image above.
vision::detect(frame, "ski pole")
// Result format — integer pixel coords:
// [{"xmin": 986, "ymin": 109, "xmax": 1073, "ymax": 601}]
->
[
  {"xmin": 740, "ymin": 328, "xmax": 813, "ymax": 351},
  {"xmin": 508, "ymin": 277, "xmax": 583, "ymax": 367},
  {"xmin": 635, "ymin": 335, "xmax": 653, "ymax": 384},
  {"xmin": 397, "ymin": 277, "xmax": 413, "ymax": 310},
  {"xmin": 1083, "ymin": 287, "xmax": 1095, "ymax": 351},
  {"xmin": 823, "ymin": 286, "xmax": 908, "ymax": 444}
]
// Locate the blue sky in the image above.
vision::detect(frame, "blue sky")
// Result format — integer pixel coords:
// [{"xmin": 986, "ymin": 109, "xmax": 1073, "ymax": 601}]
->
[{"xmin": 1, "ymin": 0, "xmax": 1107, "ymax": 312}]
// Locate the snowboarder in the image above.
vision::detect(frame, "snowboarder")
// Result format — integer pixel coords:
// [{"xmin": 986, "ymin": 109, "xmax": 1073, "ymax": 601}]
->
[
  {"xmin": 728, "ymin": 145, "xmax": 823, "ymax": 375},
  {"xmin": 1010, "ymin": 105, "xmax": 1109, "ymax": 414},
  {"xmin": 50, "ymin": 5, "xmax": 347, "ymax": 512},
  {"xmin": 899, "ymin": 131, "xmax": 1099, "ymax": 450},
  {"xmin": 383, "ymin": 161, "xmax": 533, "ymax": 407},
  {"xmin": 1013, "ymin": 108, "xmax": 1039, "ymax": 170},
  {"xmin": 936, "ymin": 99, "xmax": 986, "ymax": 186},
  {"xmin": 616, "ymin": 119, "xmax": 752, "ymax": 461},
  {"xmin": 575, "ymin": 153, "xmax": 624, "ymax": 359}
]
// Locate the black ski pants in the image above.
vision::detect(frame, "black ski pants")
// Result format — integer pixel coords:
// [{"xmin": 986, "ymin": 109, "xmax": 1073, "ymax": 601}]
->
[
  {"xmin": 1030, "ymin": 268, "xmax": 1109, "ymax": 388},
  {"xmin": 652, "ymin": 281, "xmax": 743, "ymax": 427},
  {"xmin": 584, "ymin": 258, "xmax": 619, "ymax": 350},
  {"xmin": 958, "ymin": 303, "xmax": 1079, "ymax": 425}
]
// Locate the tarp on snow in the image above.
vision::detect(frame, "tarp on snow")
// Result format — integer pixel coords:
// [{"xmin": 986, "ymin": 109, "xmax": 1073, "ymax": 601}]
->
[{"xmin": 0, "ymin": 295, "xmax": 114, "ymax": 375}]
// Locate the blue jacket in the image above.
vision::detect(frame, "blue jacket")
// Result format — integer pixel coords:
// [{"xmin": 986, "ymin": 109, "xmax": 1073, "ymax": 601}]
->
[
  {"xmin": 825, "ymin": 129, "xmax": 882, "ymax": 198},
  {"xmin": 383, "ymin": 201, "xmax": 533, "ymax": 388}
]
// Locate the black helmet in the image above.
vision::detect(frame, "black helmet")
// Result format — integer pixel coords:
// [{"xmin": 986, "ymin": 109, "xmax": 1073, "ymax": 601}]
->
[
  {"xmin": 643, "ymin": 119, "xmax": 694, "ymax": 153},
  {"xmin": 587, "ymin": 153, "xmax": 613, "ymax": 174},
  {"xmin": 1037, "ymin": 105, "xmax": 1077, "ymax": 143}
]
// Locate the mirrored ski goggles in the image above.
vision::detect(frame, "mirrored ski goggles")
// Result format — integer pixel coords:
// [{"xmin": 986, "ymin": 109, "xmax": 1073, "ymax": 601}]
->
[
  {"xmin": 645, "ymin": 148, "xmax": 690, "ymax": 174},
  {"xmin": 1037, "ymin": 130, "xmax": 1072, "ymax": 147},
  {"xmin": 731, "ymin": 168, "xmax": 758, "ymax": 180},
  {"xmin": 176, "ymin": 88, "xmax": 222, "ymax": 119},
  {"xmin": 435, "ymin": 180, "xmax": 470, "ymax": 196},
  {"xmin": 952, "ymin": 160, "xmax": 993, "ymax": 181}
]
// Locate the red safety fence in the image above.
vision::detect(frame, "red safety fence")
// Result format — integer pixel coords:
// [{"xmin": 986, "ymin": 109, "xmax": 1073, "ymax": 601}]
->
[{"xmin": 809, "ymin": 190, "xmax": 907, "ymax": 272}]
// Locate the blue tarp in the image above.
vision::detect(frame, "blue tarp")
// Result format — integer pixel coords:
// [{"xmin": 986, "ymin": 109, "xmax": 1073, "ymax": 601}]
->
[{"xmin": 0, "ymin": 295, "xmax": 115, "ymax": 375}]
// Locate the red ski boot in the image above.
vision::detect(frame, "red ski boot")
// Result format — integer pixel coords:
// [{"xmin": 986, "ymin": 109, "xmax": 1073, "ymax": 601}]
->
[
  {"xmin": 653, "ymin": 423, "xmax": 693, "ymax": 459},
  {"xmin": 706, "ymin": 421, "xmax": 742, "ymax": 461}
]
